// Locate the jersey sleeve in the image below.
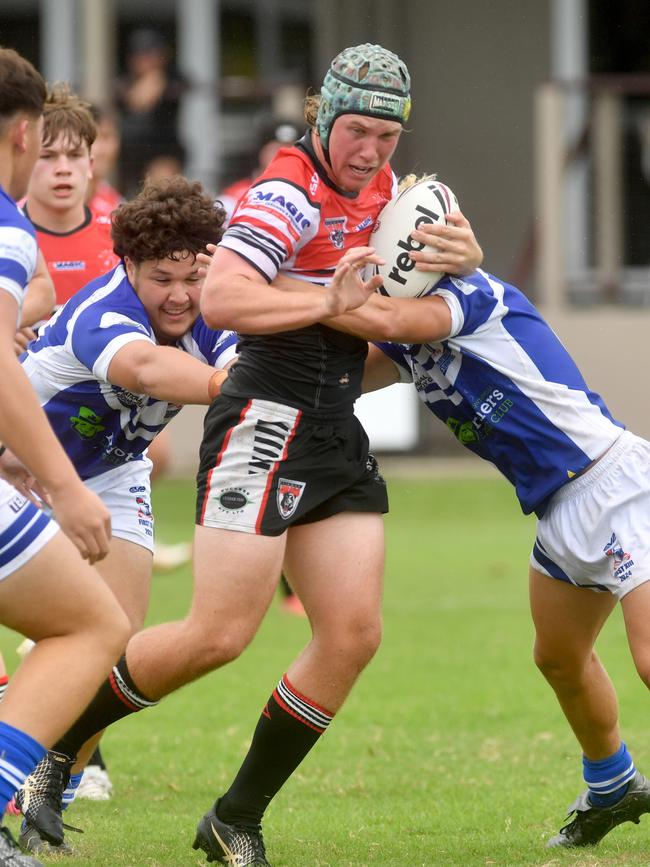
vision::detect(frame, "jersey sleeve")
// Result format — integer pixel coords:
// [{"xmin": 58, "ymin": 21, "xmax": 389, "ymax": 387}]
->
[
  {"xmin": 210, "ymin": 331, "xmax": 238, "ymax": 368},
  {"xmin": 0, "ymin": 223, "xmax": 37, "ymax": 310},
  {"xmin": 372, "ymin": 341, "xmax": 414, "ymax": 383},
  {"xmin": 432, "ymin": 271, "xmax": 500, "ymax": 338},
  {"xmin": 220, "ymin": 171, "xmax": 320, "ymax": 282},
  {"xmin": 184, "ymin": 316, "xmax": 239, "ymax": 368},
  {"xmin": 70, "ymin": 307, "xmax": 154, "ymax": 381}
]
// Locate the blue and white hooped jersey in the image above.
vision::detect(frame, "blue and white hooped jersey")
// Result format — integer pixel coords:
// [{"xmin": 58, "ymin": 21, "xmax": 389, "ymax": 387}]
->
[
  {"xmin": 22, "ymin": 263, "xmax": 238, "ymax": 481},
  {"xmin": 0, "ymin": 186, "xmax": 37, "ymax": 319},
  {"xmin": 376, "ymin": 269, "xmax": 624, "ymax": 515}
]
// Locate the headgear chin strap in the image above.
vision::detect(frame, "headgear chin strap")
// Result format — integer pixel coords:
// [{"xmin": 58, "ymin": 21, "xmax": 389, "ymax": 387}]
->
[{"xmin": 316, "ymin": 43, "xmax": 411, "ymax": 162}]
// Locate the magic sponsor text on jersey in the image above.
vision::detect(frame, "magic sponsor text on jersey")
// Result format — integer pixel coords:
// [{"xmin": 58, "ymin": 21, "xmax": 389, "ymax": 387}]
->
[{"xmin": 248, "ymin": 190, "xmax": 311, "ymax": 231}]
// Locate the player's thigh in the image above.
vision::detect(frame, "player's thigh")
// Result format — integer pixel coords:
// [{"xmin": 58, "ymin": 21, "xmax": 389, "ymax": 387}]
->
[
  {"xmin": 285, "ymin": 511, "xmax": 385, "ymax": 629},
  {"xmin": 147, "ymin": 429, "xmax": 172, "ymax": 480},
  {"xmin": 84, "ymin": 461, "xmax": 154, "ymax": 630},
  {"xmin": 94, "ymin": 537, "xmax": 152, "ymax": 632},
  {"xmin": 190, "ymin": 524, "xmax": 286, "ymax": 635},
  {"xmin": 0, "ymin": 531, "xmax": 124, "ymax": 640},
  {"xmin": 529, "ymin": 564, "xmax": 616, "ymax": 663},
  {"xmin": 620, "ymin": 581, "xmax": 650, "ymax": 681}
]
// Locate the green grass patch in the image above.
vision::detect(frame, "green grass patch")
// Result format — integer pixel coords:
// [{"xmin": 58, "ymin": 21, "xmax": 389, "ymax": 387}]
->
[{"xmin": 2, "ymin": 475, "xmax": 649, "ymax": 865}]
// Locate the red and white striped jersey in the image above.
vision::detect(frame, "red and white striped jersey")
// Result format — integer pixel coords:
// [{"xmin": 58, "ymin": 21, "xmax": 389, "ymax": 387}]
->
[
  {"xmin": 218, "ymin": 136, "xmax": 398, "ymax": 414},
  {"xmin": 222, "ymin": 136, "xmax": 397, "ymax": 285}
]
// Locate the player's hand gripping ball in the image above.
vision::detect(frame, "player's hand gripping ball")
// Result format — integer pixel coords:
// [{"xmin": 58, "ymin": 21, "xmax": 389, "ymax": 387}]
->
[{"xmin": 370, "ymin": 177, "xmax": 459, "ymax": 297}]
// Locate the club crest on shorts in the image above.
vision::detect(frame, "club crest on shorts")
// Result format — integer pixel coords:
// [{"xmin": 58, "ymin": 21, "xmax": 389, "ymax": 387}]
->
[
  {"xmin": 603, "ymin": 531, "xmax": 635, "ymax": 582},
  {"xmin": 277, "ymin": 478, "xmax": 306, "ymax": 520}
]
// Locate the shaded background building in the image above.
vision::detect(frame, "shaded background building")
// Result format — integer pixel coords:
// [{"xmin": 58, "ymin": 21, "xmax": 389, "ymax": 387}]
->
[{"xmin": 1, "ymin": 0, "xmax": 649, "ymax": 463}]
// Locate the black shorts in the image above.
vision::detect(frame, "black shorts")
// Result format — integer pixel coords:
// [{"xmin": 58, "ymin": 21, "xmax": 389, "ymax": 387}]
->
[{"xmin": 196, "ymin": 396, "xmax": 388, "ymax": 536}]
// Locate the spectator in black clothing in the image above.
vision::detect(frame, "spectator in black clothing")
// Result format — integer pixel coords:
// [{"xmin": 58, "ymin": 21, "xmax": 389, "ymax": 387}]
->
[{"xmin": 114, "ymin": 29, "xmax": 186, "ymax": 197}]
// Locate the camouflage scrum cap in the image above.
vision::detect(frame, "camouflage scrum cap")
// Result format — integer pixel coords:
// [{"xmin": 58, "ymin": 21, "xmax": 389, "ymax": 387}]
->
[{"xmin": 316, "ymin": 43, "xmax": 411, "ymax": 154}]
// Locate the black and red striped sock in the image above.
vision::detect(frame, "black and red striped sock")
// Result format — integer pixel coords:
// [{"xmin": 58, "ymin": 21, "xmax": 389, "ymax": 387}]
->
[
  {"xmin": 0, "ymin": 675, "xmax": 8, "ymax": 702},
  {"xmin": 54, "ymin": 655, "xmax": 158, "ymax": 759},
  {"xmin": 217, "ymin": 674, "xmax": 334, "ymax": 829}
]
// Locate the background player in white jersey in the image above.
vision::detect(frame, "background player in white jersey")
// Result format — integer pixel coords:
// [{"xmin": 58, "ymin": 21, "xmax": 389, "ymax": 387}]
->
[
  {"xmin": 0, "ymin": 46, "xmax": 130, "ymax": 867},
  {"xmin": 4, "ymin": 44, "xmax": 479, "ymax": 867},
  {"xmin": 319, "ymin": 242, "xmax": 650, "ymax": 851},
  {"xmin": 2, "ymin": 175, "xmax": 236, "ymax": 855}
]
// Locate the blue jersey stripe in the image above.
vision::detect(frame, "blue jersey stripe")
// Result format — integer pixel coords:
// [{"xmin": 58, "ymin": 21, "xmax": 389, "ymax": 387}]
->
[
  {"xmin": 376, "ymin": 270, "xmax": 623, "ymax": 514},
  {"xmin": 0, "ymin": 187, "xmax": 37, "ymax": 308}
]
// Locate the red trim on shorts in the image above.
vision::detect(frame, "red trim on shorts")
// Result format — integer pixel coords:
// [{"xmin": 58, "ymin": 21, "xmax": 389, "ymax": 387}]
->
[
  {"xmin": 254, "ymin": 408, "xmax": 302, "ymax": 534},
  {"xmin": 272, "ymin": 687, "xmax": 325, "ymax": 733},
  {"xmin": 199, "ymin": 399, "xmax": 253, "ymax": 524},
  {"xmin": 108, "ymin": 671, "xmax": 142, "ymax": 712},
  {"xmin": 282, "ymin": 673, "xmax": 334, "ymax": 718}
]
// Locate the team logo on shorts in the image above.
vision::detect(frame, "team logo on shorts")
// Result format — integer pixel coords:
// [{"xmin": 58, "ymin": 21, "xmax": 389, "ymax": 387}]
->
[
  {"xmin": 135, "ymin": 494, "xmax": 153, "ymax": 536},
  {"xmin": 603, "ymin": 532, "xmax": 635, "ymax": 582},
  {"xmin": 8, "ymin": 494, "xmax": 26, "ymax": 514},
  {"xmin": 277, "ymin": 479, "xmax": 306, "ymax": 520},
  {"xmin": 325, "ymin": 216, "xmax": 347, "ymax": 250},
  {"xmin": 216, "ymin": 488, "xmax": 251, "ymax": 513},
  {"xmin": 136, "ymin": 496, "xmax": 152, "ymax": 519}
]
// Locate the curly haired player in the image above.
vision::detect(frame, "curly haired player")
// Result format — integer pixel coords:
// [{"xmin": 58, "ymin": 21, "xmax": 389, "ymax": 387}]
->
[{"xmin": 8, "ymin": 176, "xmax": 236, "ymax": 855}]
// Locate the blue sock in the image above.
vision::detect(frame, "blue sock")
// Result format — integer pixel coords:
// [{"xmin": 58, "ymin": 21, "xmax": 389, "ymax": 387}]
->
[
  {"xmin": 0, "ymin": 721, "xmax": 46, "ymax": 814},
  {"xmin": 583, "ymin": 742, "xmax": 635, "ymax": 807},
  {"xmin": 62, "ymin": 772, "xmax": 83, "ymax": 810}
]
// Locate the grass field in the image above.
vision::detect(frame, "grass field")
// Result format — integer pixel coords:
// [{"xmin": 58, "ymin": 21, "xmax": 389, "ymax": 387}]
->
[{"xmin": 2, "ymin": 473, "xmax": 650, "ymax": 866}]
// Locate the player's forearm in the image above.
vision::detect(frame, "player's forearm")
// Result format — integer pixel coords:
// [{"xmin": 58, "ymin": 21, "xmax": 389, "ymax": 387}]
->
[
  {"xmin": 324, "ymin": 294, "xmax": 398, "ymax": 340},
  {"xmin": 202, "ymin": 274, "xmax": 334, "ymax": 334},
  {"xmin": 273, "ymin": 272, "xmax": 450, "ymax": 342},
  {"xmin": 110, "ymin": 345, "xmax": 219, "ymax": 405},
  {"xmin": 325, "ymin": 294, "xmax": 451, "ymax": 343},
  {"xmin": 21, "ymin": 250, "xmax": 56, "ymax": 327},
  {"xmin": 271, "ymin": 273, "xmax": 400, "ymax": 339},
  {"xmin": 20, "ymin": 276, "xmax": 55, "ymax": 327}
]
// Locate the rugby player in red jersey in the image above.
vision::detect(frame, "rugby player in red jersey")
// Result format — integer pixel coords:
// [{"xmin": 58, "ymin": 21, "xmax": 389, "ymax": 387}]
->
[
  {"xmin": 23, "ymin": 85, "xmax": 118, "ymax": 310},
  {"xmin": 86, "ymin": 105, "xmax": 123, "ymax": 220},
  {"xmin": 19, "ymin": 45, "xmax": 482, "ymax": 866}
]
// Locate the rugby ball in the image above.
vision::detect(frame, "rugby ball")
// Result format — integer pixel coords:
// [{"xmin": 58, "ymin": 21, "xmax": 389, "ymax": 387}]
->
[{"xmin": 370, "ymin": 178, "xmax": 459, "ymax": 297}]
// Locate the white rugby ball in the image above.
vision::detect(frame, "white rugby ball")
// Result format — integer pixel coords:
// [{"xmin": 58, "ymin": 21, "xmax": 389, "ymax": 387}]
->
[{"xmin": 370, "ymin": 178, "xmax": 459, "ymax": 298}]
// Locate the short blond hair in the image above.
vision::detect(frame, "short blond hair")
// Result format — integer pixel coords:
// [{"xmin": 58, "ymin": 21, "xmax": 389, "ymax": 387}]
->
[
  {"xmin": 397, "ymin": 172, "xmax": 436, "ymax": 193},
  {"xmin": 303, "ymin": 93, "xmax": 320, "ymax": 129},
  {"xmin": 42, "ymin": 83, "xmax": 96, "ymax": 151}
]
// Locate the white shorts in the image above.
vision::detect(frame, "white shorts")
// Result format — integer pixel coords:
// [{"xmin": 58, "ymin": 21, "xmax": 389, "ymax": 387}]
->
[
  {"xmin": 531, "ymin": 431, "xmax": 650, "ymax": 599},
  {"xmin": 0, "ymin": 478, "xmax": 58, "ymax": 581},
  {"xmin": 83, "ymin": 459, "xmax": 154, "ymax": 553}
]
